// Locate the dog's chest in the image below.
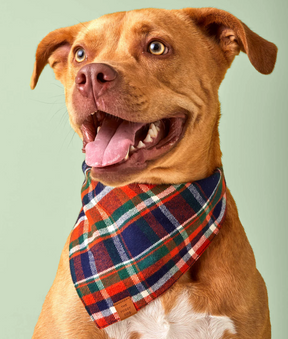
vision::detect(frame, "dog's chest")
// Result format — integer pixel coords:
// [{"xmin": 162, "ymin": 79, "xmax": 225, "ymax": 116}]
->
[{"xmin": 104, "ymin": 292, "xmax": 236, "ymax": 339}]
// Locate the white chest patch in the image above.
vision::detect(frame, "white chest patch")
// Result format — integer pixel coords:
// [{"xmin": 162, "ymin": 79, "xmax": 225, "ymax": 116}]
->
[{"xmin": 104, "ymin": 292, "xmax": 236, "ymax": 339}]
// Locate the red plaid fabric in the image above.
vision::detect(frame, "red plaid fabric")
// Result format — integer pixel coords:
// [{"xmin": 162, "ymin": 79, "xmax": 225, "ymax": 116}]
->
[{"xmin": 69, "ymin": 162, "xmax": 226, "ymax": 328}]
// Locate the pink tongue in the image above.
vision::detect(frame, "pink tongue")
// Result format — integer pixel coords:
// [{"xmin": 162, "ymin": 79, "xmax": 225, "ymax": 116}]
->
[{"xmin": 85, "ymin": 117, "xmax": 144, "ymax": 167}]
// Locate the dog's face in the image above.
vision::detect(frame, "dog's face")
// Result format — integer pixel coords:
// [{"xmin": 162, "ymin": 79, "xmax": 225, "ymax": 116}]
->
[{"xmin": 31, "ymin": 8, "xmax": 277, "ymax": 186}]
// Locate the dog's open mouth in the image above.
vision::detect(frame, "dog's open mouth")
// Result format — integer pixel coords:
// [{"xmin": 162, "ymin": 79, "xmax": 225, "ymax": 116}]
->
[{"xmin": 80, "ymin": 111, "xmax": 186, "ymax": 169}]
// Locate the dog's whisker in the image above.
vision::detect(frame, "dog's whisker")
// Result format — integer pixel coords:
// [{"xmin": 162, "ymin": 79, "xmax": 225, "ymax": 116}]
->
[
  {"xmin": 49, "ymin": 106, "xmax": 67, "ymax": 122},
  {"xmin": 48, "ymin": 94, "xmax": 65, "ymax": 98},
  {"xmin": 68, "ymin": 130, "xmax": 77, "ymax": 148},
  {"xmin": 76, "ymin": 20, "xmax": 90, "ymax": 32},
  {"xmin": 31, "ymin": 99, "xmax": 64, "ymax": 105},
  {"xmin": 59, "ymin": 109, "xmax": 69, "ymax": 126},
  {"xmin": 51, "ymin": 82, "xmax": 63, "ymax": 89},
  {"xmin": 62, "ymin": 128, "xmax": 74, "ymax": 147}
]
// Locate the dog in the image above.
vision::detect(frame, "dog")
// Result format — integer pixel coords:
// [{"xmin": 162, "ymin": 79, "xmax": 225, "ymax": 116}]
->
[{"xmin": 30, "ymin": 7, "xmax": 277, "ymax": 339}]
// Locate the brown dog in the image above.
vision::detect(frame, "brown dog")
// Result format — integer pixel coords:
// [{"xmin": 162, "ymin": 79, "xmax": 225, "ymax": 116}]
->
[{"xmin": 30, "ymin": 7, "xmax": 277, "ymax": 339}]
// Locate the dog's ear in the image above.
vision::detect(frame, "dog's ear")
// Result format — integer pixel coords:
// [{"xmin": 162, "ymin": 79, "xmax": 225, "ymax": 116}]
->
[
  {"xmin": 182, "ymin": 7, "xmax": 277, "ymax": 74},
  {"xmin": 30, "ymin": 23, "xmax": 85, "ymax": 89}
]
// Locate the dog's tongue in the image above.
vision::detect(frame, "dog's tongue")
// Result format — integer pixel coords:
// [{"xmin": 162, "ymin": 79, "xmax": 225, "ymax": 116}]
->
[{"xmin": 85, "ymin": 116, "xmax": 144, "ymax": 167}]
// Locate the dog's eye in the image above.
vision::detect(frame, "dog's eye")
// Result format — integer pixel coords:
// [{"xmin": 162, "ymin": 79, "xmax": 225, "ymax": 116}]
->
[
  {"xmin": 75, "ymin": 48, "xmax": 86, "ymax": 62},
  {"xmin": 148, "ymin": 41, "xmax": 166, "ymax": 55}
]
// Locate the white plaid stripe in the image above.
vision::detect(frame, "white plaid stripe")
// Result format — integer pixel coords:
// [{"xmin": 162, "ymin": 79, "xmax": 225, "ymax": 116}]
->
[
  {"xmin": 84, "ymin": 186, "xmax": 113, "ymax": 212},
  {"xmin": 73, "ymin": 213, "xmax": 87, "ymax": 229}
]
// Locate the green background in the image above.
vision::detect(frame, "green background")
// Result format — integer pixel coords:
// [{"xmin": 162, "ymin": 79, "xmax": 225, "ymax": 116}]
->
[{"xmin": 1, "ymin": 0, "xmax": 287, "ymax": 337}]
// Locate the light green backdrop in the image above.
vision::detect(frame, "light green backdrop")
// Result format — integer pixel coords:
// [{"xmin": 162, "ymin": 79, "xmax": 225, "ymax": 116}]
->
[{"xmin": 1, "ymin": 0, "xmax": 287, "ymax": 338}]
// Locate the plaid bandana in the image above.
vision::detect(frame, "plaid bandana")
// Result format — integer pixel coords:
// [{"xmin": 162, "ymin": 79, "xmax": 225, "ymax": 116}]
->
[{"xmin": 69, "ymin": 162, "xmax": 226, "ymax": 329}]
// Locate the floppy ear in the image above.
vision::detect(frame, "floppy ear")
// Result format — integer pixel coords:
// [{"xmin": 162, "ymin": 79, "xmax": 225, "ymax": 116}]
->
[
  {"xmin": 182, "ymin": 7, "xmax": 277, "ymax": 74},
  {"xmin": 30, "ymin": 23, "xmax": 85, "ymax": 89}
]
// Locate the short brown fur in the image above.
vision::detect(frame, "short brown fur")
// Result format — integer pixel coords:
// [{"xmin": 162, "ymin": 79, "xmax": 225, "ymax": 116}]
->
[{"xmin": 31, "ymin": 7, "xmax": 277, "ymax": 339}]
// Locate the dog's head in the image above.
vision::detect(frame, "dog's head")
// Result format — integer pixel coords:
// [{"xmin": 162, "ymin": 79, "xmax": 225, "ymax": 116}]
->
[{"xmin": 31, "ymin": 8, "xmax": 277, "ymax": 186}]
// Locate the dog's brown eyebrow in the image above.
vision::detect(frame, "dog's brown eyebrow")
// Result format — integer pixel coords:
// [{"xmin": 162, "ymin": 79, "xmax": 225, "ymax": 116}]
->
[
  {"xmin": 130, "ymin": 22, "xmax": 171, "ymax": 38},
  {"xmin": 129, "ymin": 22, "xmax": 173, "ymax": 43},
  {"xmin": 131, "ymin": 23, "xmax": 153, "ymax": 35}
]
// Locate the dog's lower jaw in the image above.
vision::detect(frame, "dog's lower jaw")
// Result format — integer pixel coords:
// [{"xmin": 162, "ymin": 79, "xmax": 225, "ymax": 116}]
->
[{"xmin": 89, "ymin": 142, "xmax": 222, "ymax": 186}]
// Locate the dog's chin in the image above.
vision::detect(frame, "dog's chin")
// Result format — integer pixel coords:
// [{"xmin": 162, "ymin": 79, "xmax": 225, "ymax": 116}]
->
[{"xmin": 79, "ymin": 110, "xmax": 187, "ymax": 186}]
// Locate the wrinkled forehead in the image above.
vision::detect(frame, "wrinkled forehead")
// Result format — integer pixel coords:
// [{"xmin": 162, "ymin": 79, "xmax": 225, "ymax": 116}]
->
[{"xmin": 74, "ymin": 9, "xmax": 195, "ymax": 47}]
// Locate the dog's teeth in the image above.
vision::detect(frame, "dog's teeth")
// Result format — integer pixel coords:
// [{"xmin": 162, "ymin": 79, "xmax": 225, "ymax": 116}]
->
[
  {"xmin": 143, "ymin": 123, "xmax": 159, "ymax": 143},
  {"xmin": 144, "ymin": 133, "xmax": 153, "ymax": 143},
  {"xmin": 151, "ymin": 122, "xmax": 157, "ymax": 131},
  {"xmin": 141, "ymin": 122, "xmax": 161, "ymax": 145},
  {"xmin": 153, "ymin": 121, "xmax": 161, "ymax": 133},
  {"xmin": 97, "ymin": 126, "xmax": 101, "ymax": 133},
  {"xmin": 137, "ymin": 141, "xmax": 146, "ymax": 149},
  {"xmin": 124, "ymin": 150, "xmax": 129, "ymax": 161},
  {"xmin": 130, "ymin": 145, "xmax": 136, "ymax": 152},
  {"xmin": 149, "ymin": 123, "xmax": 158, "ymax": 138}
]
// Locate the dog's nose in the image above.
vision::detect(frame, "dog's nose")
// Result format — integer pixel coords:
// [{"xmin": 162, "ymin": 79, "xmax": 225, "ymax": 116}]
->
[{"xmin": 75, "ymin": 63, "xmax": 118, "ymax": 98}]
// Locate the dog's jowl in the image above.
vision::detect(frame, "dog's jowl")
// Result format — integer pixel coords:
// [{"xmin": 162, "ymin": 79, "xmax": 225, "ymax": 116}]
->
[{"xmin": 31, "ymin": 8, "xmax": 277, "ymax": 339}]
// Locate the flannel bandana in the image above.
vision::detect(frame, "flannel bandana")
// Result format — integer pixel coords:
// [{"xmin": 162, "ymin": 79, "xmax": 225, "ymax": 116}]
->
[{"xmin": 69, "ymin": 162, "xmax": 226, "ymax": 329}]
